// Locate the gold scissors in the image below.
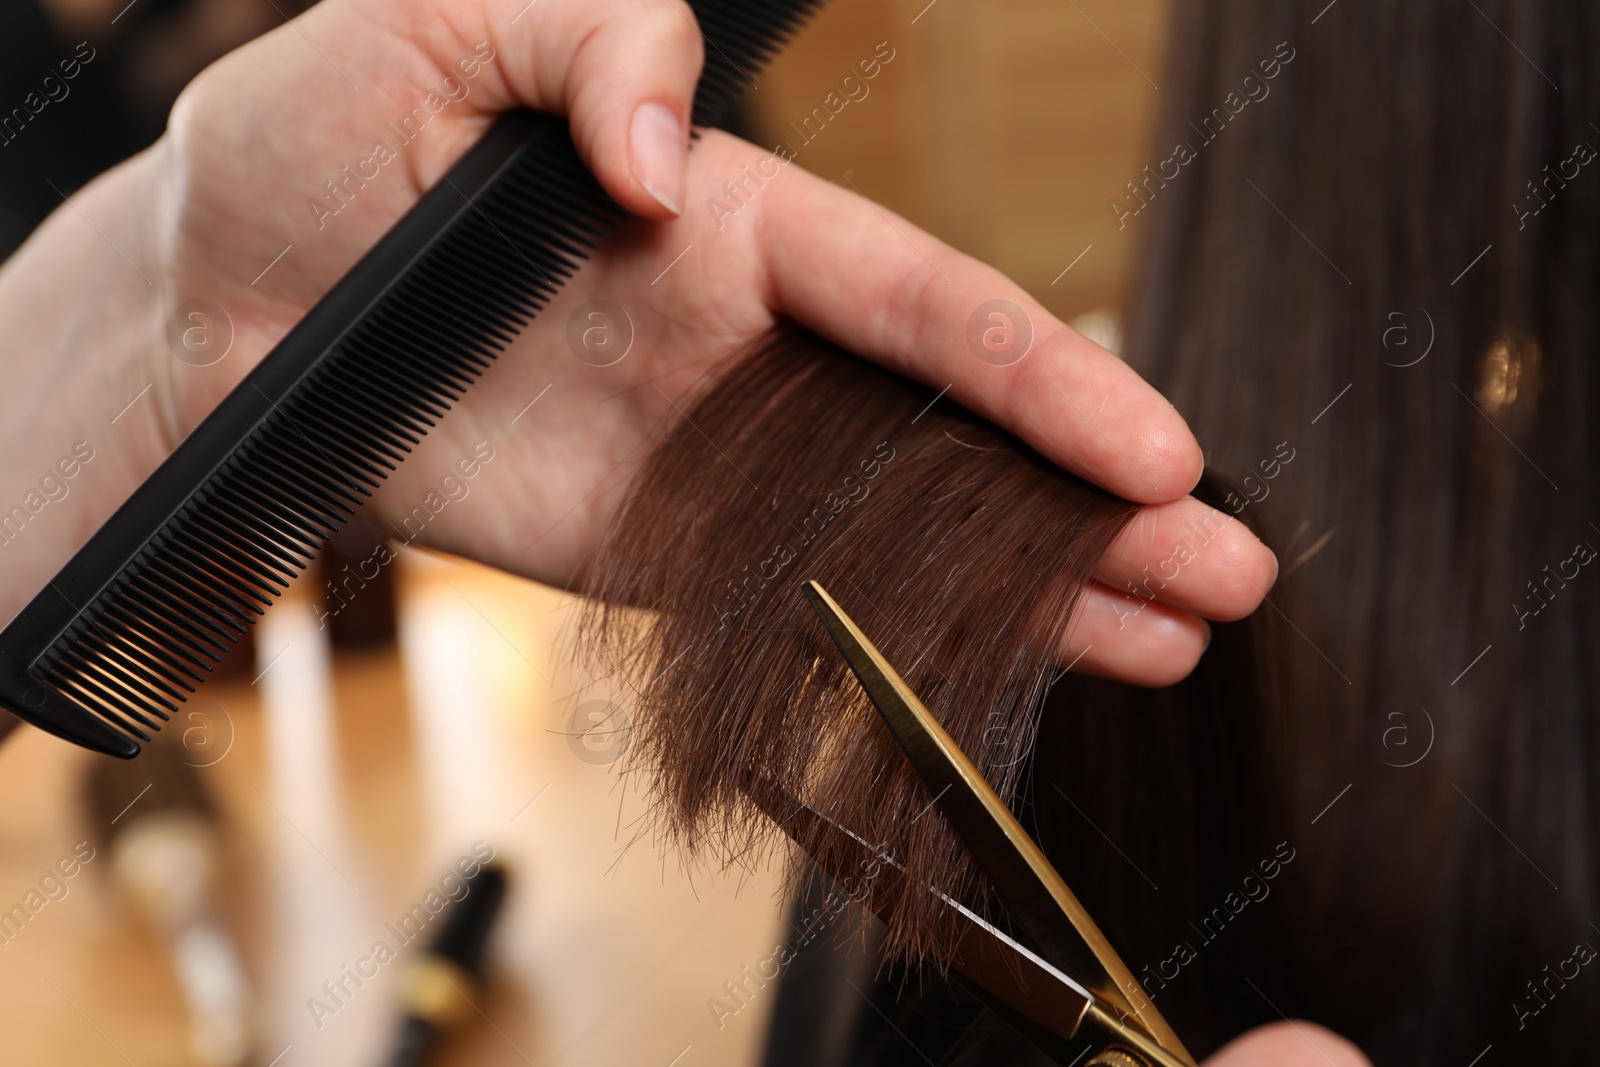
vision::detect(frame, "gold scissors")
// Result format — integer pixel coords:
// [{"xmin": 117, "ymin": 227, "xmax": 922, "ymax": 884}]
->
[{"xmin": 759, "ymin": 580, "xmax": 1197, "ymax": 1067}]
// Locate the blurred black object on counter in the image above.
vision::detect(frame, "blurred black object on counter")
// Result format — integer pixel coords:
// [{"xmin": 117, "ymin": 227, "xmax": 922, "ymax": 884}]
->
[
  {"xmin": 382, "ymin": 862, "xmax": 510, "ymax": 1067},
  {"xmin": 0, "ymin": 0, "xmax": 312, "ymax": 261}
]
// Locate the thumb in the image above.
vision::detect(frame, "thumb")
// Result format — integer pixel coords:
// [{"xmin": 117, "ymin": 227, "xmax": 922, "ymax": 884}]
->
[
  {"xmin": 1204, "ymin": 1021, "xmax": 1370, "ymax": 1067},
  {"xmin": 370, "ymin": 0, "xmax": 707, "ymax": 219},
  {"xmin": 546, "ymin": 0, "xmax": 705, "ymax": 218}
]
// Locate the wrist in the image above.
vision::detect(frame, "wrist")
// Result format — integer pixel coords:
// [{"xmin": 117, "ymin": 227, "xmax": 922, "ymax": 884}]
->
[{"xmin": 0, "ymin": 146, "xmax": 177, "ymax": 623}]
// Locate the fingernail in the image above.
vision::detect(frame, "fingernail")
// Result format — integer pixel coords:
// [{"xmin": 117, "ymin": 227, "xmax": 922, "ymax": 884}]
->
[
  {"xmin": 630, "ymin": 102, "xmax": 685, "ymax": 216},
  {"xmin": 1201, "ymin": 622, "xmax": 1213, "ymax": 654},
  {"xmin": 1269, "ymin": 547, "xmax": 1280, "ymax": 587}
]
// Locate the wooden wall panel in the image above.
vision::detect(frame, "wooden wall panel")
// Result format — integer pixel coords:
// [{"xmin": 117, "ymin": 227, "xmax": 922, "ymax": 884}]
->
[{"xmin": 744, "ymin": 0, "xmax": 1168, "ymax": 336}]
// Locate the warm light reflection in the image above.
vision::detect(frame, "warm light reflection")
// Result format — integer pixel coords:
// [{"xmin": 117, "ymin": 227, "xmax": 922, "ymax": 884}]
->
[{"xmin": 1475, "ymin": 330, "xmax": 1540, "ymax": 418}]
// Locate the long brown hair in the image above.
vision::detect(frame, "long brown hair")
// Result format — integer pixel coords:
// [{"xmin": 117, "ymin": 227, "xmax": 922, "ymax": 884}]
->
[
  {"xmin": 1121, "ymin": 0, "xmax": 1600, "ymax": 1060},
  {"xmin": 576, "ymin": 326, "xmax": 1149, "ymax": 961},
  {"xmin": 574, "ymin": 326, "xmax": 1292, "ymax": 1056}
]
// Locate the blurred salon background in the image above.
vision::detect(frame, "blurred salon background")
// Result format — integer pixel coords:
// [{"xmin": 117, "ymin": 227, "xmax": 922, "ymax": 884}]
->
[{"xmin": 0, "ymin": 1, "xmax": 1163, "ymax": 1064}]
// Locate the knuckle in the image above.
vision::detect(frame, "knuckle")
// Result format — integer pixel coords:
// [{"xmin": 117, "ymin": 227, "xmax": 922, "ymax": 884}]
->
[
  {"xmin": 880, "ymin": 257, "xmax": 946, "ymax": 358},
  {"xmin": 625, "ymin": 0, "xmax": 705, "ymax": 71}
]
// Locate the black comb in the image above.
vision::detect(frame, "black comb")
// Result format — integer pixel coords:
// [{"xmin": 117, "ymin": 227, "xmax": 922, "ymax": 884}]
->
[{"xmin": 0, "ymin": 0, "xmax": 824, "ymax": 758}]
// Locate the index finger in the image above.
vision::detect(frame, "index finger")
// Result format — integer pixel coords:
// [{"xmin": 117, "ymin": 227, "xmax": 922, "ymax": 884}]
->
[{"xmin": 749, "ymin": 154, "xmax": 1202, "ymax": 504}]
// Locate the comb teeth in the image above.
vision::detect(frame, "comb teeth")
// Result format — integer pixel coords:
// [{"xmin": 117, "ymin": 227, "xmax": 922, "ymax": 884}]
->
[{"xmin": 1, "ymin": 0, "xmax": 826, "ymax": 757}]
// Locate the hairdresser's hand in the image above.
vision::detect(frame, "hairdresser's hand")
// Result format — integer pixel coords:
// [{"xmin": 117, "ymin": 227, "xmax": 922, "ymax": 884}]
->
[
  {"xmin": 367, "ymin": 133, "xmax": 1279, "ymax": 687},
  {"xmin": 0, "ymin": 0, "xmax": 703, "ymax": 623},
  {"xmin": 1204, "ymin": 1021, "xmax": 1370, "ymax": 1067},
  {"xmin": 155, "ymin": 16, "xmax": 1274, "ymax": 688},
  {"xmin": 2, "ymin": 0, "xmax": 1276, "ymax": 686}
]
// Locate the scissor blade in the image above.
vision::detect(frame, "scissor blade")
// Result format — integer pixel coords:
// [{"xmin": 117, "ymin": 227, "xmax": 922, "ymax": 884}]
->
[
  {"xmin": 749, "ymin": 785, "xmax": 1097, "ymax": 1065},
  {"xmin": 801, "ymin": 580, "xmax": 1195, "ymax": 1067}
]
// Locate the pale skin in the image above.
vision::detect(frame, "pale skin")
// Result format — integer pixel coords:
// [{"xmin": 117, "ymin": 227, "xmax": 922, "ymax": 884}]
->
[{"xmin": 0, "ymin": 1, "xmax": 1352, "ymax": 1058}]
